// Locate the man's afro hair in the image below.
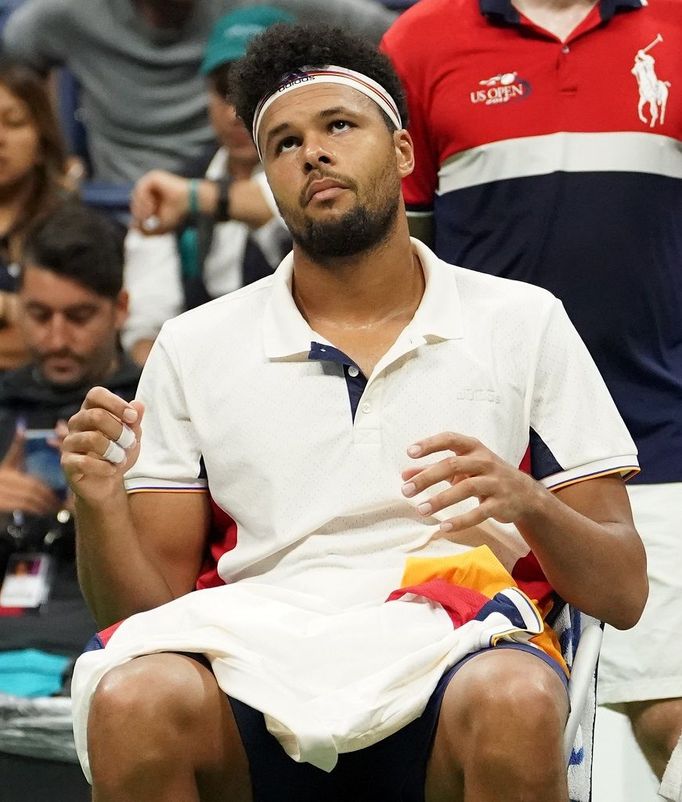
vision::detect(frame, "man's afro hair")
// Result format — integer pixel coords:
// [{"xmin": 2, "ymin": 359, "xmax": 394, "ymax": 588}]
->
[{"xmin": 230, "ymin": 23, "xmax": 408, "ymax": 137}]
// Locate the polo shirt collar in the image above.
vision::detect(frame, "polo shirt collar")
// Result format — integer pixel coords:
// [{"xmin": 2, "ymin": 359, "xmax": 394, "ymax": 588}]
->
[
  {"xmin": 262, "ymin": 252, "xmax": 313, "ymax": 359},
  {"xmin": 480, "ymin": 0, "xmax": 645, "ymax": 25},
  {"xmin": 406, "ymin": 238, "xmax": 463, "ymax": 342},
  {"xmin": 262, "ymin": 239, "xmax": 463, "ymax": 360}
]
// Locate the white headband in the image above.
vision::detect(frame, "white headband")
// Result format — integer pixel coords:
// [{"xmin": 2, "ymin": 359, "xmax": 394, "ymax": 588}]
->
[{"xmin": 252, "ymin": 64, "xmax": 403, "ymax": 160}]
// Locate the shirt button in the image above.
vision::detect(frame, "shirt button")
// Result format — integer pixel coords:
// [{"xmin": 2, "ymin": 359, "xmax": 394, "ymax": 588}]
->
[
  {"xmin": 361, "ymin": 402, "xmax": 371, "ymax": 414},
  {"xmin": 561, "ymin": 44, "xmax": 570, "ymax": 54},
  {"xmin": 348, "ymin": 365, "xmax": 359, "ymax": 378}
]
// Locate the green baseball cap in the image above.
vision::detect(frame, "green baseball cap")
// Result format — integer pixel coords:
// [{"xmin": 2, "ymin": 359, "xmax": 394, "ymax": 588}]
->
[{"xmin": 201, "ymin": 6, "xmax": 295, "ymax": 75}]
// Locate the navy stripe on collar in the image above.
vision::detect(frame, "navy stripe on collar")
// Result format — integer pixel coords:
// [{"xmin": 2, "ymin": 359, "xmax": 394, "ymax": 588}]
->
[{"xmin": 480, "ymin": 0, "xmax": 645, "ymax": 25}]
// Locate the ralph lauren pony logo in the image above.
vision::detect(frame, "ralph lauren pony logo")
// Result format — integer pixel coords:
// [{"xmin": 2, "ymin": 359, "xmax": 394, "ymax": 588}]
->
[{"xmin": 632, "ymin": 34, "xmax": 671, "ymax": 128}]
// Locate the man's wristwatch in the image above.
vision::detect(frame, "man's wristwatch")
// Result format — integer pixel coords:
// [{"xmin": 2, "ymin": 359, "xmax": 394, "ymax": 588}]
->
[{"xmin": 215, "ymin": 176, "xmax": 233, "ymax": 222}]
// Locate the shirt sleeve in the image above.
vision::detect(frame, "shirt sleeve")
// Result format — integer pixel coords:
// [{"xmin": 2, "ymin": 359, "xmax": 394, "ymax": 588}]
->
[
  {"xmin": 121, "ymin": 230, "xmax": 184, "ymax": 352},
  {"xmin": 2, "ymin": 0, "xmax": 68, "ymax": 70},
  {"xmin": 124, "ymin": 325, "xmax": 207, "ymax": 494},
  {"xmin": 529, "ymin": 299, "xmax": 639, "ymax": 490}
]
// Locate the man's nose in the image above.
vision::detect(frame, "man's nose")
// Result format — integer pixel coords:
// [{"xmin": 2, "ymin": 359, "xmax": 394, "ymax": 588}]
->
[
  {"xmin": 303, "ymin": 138, "xmax": 333, "ymax": 172},
  {"xmin": 46, "ymin": 314, "xmax": 68, "ymax": 348}
]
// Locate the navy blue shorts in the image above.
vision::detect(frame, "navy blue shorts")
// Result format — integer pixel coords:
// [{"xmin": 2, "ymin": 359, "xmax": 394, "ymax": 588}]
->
[{"xmin": 227, "ymin": 643, "xmax": 568, "ymax": 802}]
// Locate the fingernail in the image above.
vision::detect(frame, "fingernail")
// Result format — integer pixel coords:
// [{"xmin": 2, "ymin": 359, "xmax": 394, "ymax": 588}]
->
[
  {"xmin": 122, "ymin": 407, "xmax": 138, "ymax": 423},
  {"xmin": 417, "ymin": 502, "xmax": 432, "ymax": 515},
  {"xmin": 439, "ymin": 522, "xmax": 453, "ymax": 532},
  {"xmin": 402, "ymin": 482, "xmax": 416, "ymax": 497},
  {"xmin": 407, "ymin": 444, "xmax": 421, "ymax": 457}
]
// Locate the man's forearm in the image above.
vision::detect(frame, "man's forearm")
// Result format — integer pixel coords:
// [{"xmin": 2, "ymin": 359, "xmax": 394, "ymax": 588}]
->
[
  {"xmin": 75, "ymin": 489, "xmax": 176, "ymax": 627},
  {"xmin": 517, "ymin": 479, "xmax": 647, "ymax": 629}
]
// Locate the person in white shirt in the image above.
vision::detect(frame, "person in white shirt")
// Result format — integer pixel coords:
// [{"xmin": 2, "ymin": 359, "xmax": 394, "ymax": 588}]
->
[{"xmin": 123, "ymin": 7, "xmax": 292, "ymax": 365}]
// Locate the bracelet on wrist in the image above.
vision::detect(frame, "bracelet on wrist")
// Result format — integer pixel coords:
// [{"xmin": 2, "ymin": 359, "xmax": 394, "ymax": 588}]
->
[
  {"xmin": 214, "ymin": 176, "xmax": 233, "ymax": 223},
  {"xmin": 188, "ymin": 178, "xmax": 200, "ymax": 218}
]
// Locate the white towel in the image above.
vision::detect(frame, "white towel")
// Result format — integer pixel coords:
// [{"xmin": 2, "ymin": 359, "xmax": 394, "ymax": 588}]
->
[{"xmin": 660, "ymin": 733, "xmax": 682, "ymax": 801}]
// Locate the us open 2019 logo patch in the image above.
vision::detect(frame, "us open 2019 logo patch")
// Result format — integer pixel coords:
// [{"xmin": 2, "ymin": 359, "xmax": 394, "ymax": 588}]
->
[{"xmin": 469, "ymin": 72, "xmax": 532, "ymax": 106}]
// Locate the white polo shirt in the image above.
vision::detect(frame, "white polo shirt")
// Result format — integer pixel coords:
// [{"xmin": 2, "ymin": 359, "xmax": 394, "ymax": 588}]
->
[{"xmin": 125, "ymin": 237, "xmax": 637, "ymax": 600}]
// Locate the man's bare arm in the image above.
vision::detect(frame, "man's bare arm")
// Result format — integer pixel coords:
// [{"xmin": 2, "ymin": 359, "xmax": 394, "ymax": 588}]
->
[
  {"xmin": 401, "ymin": 432, "xmax": 648, "ymax": 630},
  {"xmin": 130, "ymin": 170, "xmax": 274, "ymax": 235},
  {"xmin": 63, "ymin": 387, "xmax": 209, "ymax": 627}
]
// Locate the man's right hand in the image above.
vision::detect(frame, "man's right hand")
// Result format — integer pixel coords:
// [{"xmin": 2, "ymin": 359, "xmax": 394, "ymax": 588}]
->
[
  {"xmin": 130, "ymin": 169, "xmax": 193, "ymax": 235},
  {"xmin": 0, "ymin": 429, "xmax": 60, "ymax": 515},
  {"xmin": 0, "ymin": 469, "xmax": 60, "ymax": 516},
  {"xmin": 62, "ymin": 387, "xmax": 144, "ymax": 504}
]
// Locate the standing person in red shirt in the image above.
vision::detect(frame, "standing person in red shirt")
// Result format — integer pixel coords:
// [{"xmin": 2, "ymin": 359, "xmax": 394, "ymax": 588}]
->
[{"xmin": 381, "ymin": 0, "xmax": 682, "ymax": 783}]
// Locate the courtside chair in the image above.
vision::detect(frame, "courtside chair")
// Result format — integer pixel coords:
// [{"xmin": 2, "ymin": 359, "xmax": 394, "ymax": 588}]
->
[{"xmin": 556, "ymin": 604, "xmax": 604, "ymax": 802}]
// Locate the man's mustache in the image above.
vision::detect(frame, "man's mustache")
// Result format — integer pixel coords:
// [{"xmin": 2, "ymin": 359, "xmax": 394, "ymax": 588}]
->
[
  {"xmin": 299, "ymin": 171, "xmax": 357, "ymax": 207},
  {"xmin": 39, "ymin": 350, "xmax": 84, "ymax": 364}
]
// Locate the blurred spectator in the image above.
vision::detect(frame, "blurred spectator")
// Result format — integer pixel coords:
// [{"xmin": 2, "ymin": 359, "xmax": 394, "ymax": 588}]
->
[
  {"xmin": 382, "ymin": 0, "xmax": 682, "ymax": 783},
  {"xmin": 2, "ymin": 0, "xmax": 396, "ymax": 184},
  {"xmin": 0, "ymin": 59, "xmax": 69, "ymax": 372},
  {"xmin": 0, "ymin": 0, "xmax": 22, "ymax": 33},
  {"xmin": 124, "ymin": 7, "xmax": 292, "ymax": 365},
  {"xmin": 0, "ymin": 202, "xmax": 139, "ymax": 688}
]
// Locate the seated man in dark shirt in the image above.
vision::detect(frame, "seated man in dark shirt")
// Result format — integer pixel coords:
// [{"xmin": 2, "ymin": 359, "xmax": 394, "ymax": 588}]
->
[{"xmin": 0, "ymin": 203, "xmax": 139, "ymax": 675}]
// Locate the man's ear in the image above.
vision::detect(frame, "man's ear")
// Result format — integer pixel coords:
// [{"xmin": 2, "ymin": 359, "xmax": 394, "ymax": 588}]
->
[
  {"xmin": 394, "ymin": 129, "xmax": 415, "ymax": 178},
  {"xmin": 114, "ymin": 289, "xmax": 129, "ymax": 329}
]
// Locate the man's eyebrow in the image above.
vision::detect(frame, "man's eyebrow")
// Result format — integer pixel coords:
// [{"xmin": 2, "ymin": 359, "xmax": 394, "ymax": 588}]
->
[
  {"xmin": 265, "ymin": 120, "xmax": 292, "ymax": 149},
  {"xmin": 24, "ymin": 301, "xmax": 98, "ymax": 314},
  {"xmin": 318, "ymin": 106, "xmax": 357, "ymax": 120},
  {"xmin": 63, "ymin": 303, "xmax": 99, "ymax": 316}
]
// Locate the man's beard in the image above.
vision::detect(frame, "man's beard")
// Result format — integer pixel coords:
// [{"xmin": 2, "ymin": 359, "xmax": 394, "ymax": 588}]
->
[{"xmin": 288, "ymin": 193, "xmax": 400, "ymax": 264}]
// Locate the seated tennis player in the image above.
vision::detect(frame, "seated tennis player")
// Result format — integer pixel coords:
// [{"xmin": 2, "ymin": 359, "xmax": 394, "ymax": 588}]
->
[{"xmin": 62, "ymin": 23, "xmax": 647, "ymax": 802}]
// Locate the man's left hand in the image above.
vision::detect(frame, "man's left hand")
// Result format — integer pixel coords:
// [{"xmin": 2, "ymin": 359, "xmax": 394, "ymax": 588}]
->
[{"xmin": 401, "ymin": 432, "xmax": 542, "ymax": 532}]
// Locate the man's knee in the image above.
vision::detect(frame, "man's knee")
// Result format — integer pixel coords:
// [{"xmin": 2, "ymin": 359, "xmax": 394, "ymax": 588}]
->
[
  {"xmin": 626, "ymin": 698, "xmax": 682, "ymax": 776},
  {"xmin": 87, "ymin": 652, "xmax": 229, "ymax": 782},
  {"xmin": 427, "ymin": 651, "xmax": 569, "ymax": 801},
  {"xmin": 449, "ymin": 652, "xmax": 567, "ymax": 735},
  {"xmin": 87, "ymin": 655, "xmax": 252, "ymax": 800},
  {"xmin": 438, "ymin": 651, "xmax": 567, "ymax": 778},
  {"xmin": 90, "ymin": 655, "xmax": 208, "ymax": 737}
]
